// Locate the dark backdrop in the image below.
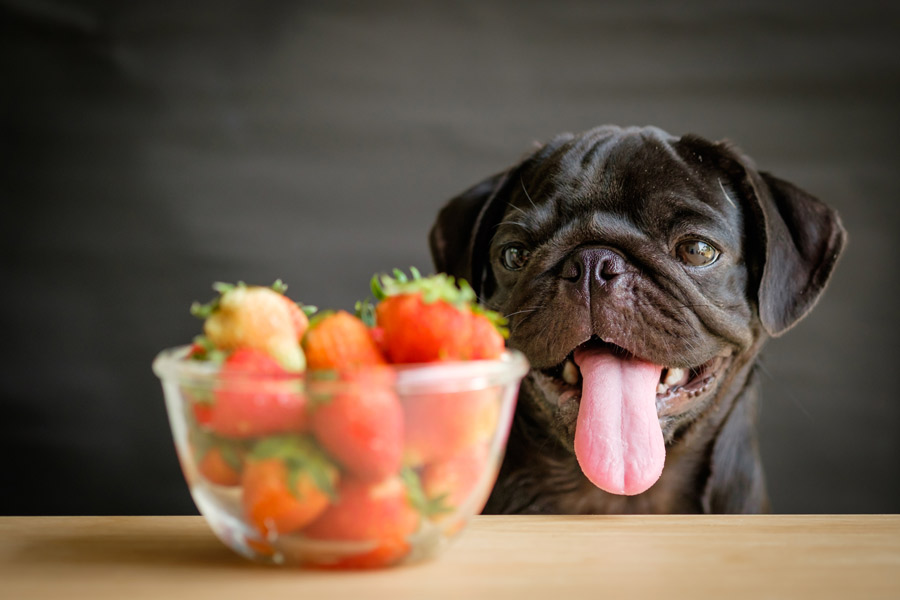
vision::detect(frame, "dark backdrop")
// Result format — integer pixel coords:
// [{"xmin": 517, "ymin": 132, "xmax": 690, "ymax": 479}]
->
[{"xmin": 2, "ymin": 0, "xmax": 898, "ymax": 515}]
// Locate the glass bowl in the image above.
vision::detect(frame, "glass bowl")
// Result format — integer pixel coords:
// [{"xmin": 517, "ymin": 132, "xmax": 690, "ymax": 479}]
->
[{"xmin": 152, "ymin": 346, "xmax": 528, "ymax": 568}]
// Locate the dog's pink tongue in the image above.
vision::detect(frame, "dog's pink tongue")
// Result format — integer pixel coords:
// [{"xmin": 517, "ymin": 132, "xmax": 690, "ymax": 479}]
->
[{"xmin": 573, "ymin": 345, "xmax": 665, "ymax": 496}]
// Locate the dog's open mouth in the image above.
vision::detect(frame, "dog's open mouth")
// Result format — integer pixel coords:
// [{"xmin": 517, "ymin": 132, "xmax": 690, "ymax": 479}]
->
[
  {"xmin": 537, "ymin": 341, "xmax": 730, "ymax": 410},
  {"xmin": 531, "ymin": 339, "xmax": 732, "ymax": 498}
]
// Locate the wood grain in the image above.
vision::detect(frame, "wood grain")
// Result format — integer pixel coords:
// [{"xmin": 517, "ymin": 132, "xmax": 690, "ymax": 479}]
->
[{"xmin": 1, "ymin": 515, "xmax": 898, "ymax": 599}]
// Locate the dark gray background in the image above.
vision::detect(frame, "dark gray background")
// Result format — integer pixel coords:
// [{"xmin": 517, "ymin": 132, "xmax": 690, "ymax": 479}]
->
[{"xmin": 2, "ymin": 0, "xmax": 898, "ymax": 515}]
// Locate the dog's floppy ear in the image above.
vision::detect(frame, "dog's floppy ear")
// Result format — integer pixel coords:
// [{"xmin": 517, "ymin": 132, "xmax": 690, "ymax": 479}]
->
[
  {"xmin": 429, "ymin": 169, "xmax": 514, "ymax": 298},
  {"xmin": 679, "ymin": 135, "xmax": 847, "ymax": 336},
  {"xmin": 750, "ymin": 170, "xmax": 847, "ymax": 335},
  {"xmin": 431, "ymin": 137, "xmax": 575, "ymax": 297}
]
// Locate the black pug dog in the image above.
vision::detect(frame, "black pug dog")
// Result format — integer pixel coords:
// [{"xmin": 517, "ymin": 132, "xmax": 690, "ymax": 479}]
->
[{"xmin": 429, "ymin": 125, "xmax": 845, "ymax": 514}]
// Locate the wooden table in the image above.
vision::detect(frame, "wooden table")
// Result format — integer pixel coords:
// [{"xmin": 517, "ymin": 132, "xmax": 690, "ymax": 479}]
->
[{"xmin": 2, "ymin": 515, "xmax": 898, "ymax": 599}]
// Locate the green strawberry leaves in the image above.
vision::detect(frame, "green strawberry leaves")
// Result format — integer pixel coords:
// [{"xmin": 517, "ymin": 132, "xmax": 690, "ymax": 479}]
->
[
  {"xmin": 190, "ymin": 280, "xmax": 312, "ymax": 320},
  {"xmin": 189, "ymin": 335, "xmax": 228, "ymax": 365},
  {"xmin": 270, "ymin": 279, "xmax": 289, "ymax": 295},
  {"xmin": 251, "ymin": 435, "xmax": 338, "ymax": 502},
  {"xmin": 371, "ymin": 267, "xmax": 471, "ymax": 305},
  {"xmin": 271, "ymin": 279, "xmax": 318, "ymax": 316},
  {"xmin": 191, "ymin": 430, "xmax": 245, "ymax": 471},
  {"xmin": 218, "ymin": 443, "xmax": 244, "ymax": 472},
  {"xmin": 306, "ymin": 310, "xmax": 336, "ymax": 331},
  {"xmin": 190, "ymin": 281, "xmax": 239, "ymax": 319},
  {"xmin": 354, "ymin": 299, "xmax": 377, "ymax": 328},
  {"xmin": 371, "ymin": 268, "xmax": 509, "ymax": 339},
  {"xmin": 401, "ymin": 466, "xmax": 454, "ymax": 518}
]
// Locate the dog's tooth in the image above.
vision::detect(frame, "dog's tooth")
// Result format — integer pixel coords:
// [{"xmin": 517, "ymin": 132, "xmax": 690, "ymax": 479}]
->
[
  {"xmin": 664, "ymin": 367, "xmax": 686, "ymax": 386},
  {"xmin": 562, "ymin": 360, "xmax": 579, "ymax": 385},
  {"xmin": 656, "ymin": 383, "xmax": 668, "ymax": 395}
]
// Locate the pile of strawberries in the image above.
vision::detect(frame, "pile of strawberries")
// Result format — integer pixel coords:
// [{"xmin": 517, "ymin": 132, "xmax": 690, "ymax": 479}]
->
[{"xmin": 183, "ymin": 269, "xmax": 507, "ymax": 568}]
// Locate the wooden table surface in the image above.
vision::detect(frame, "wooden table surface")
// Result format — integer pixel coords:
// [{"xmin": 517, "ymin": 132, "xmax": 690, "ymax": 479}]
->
[{"xmin": 2, "ymin": 515, "xmax": 898, "ymax": 599}]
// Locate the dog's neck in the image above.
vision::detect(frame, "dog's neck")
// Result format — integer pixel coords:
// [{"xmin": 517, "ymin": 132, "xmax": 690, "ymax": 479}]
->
[{"xmin": 484, "ymin": 344, "xmax": 766, "ymax": 515}]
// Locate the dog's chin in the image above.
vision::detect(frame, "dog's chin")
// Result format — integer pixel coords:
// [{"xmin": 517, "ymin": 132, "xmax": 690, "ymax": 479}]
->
[{"xmin": 525, "ymin": 338, "xmax": 734, "ymax": 448}]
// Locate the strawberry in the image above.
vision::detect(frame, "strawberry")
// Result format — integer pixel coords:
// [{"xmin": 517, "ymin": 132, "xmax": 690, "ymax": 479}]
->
[
  {"xmin": 421, "ymin": 443, "xmax": 491, "ymax": 516},
  {"xmin": 283, "ymin": 297, "xmax": 311, "ymax": 342},
  {"xmin": 241, "ymin": 435, "xmax": 338, "ymax": 536},
  {"xmin": 303, "ymin": 475, "xmax": 420, "ymax": 543},
  {"xmin": 183, "ymin": 339, "xmax": 226, "ymax": 426},
  {"xmin": 469, "ymin": 312, "xmax": 506, "ymax": 360},
  {"xmin": 206, "ymin": 348, "xmax": 308, "ymax": 438},
  {"xmin": 192, "ymin": 281, "xmax": 306, "ymax": 372},
  {"xmin": 310, "ymin": 379, "xmax": 403, "ymax": 481},
  {"xmin": 302, "ymin": 310, "xmax": 387, "ymax": 371},
  {"xmin": 402, "ymin": 387, "xmax": 501, "ymax": 465},
  {"xmin": 192, "ymin": 401, "xmax": 214, "ymax": 428},
  {"xmin": 189, "ymin": 426, "xmax": 246, "ymax": 486},
  {"xmin": 271, "ymin": 279, "xmax": 315, "ymax": 341},
  {"xmin": 375, "ymin": 294, "xmax": 470, "ymax": 362},
  {"xmin": 196, "ymin": 442, "xmax": 244, "ymax": 487},
  {"xmin": 311, "ymin": 536, "xmax": 412, "ymax": 570},
  {"xmin": 244, "ymin": 536, "xmax": 277, "ymax": 558},
  {"xmin": 371, "ymin": 268, "xmax": 507, "ymax": 363}
]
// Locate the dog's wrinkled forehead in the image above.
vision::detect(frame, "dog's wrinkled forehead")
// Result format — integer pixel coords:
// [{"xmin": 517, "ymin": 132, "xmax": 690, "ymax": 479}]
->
[
  {"xmin": 431, "ymin": 124, "xmax": 845, "ymax": 338},
  {"xmin": 506, "ymin": 126, "xmax": 742, "ymax": 244}
]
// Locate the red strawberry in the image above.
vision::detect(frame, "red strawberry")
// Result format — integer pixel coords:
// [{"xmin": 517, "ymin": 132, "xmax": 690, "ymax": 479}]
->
[
  {"xmin": 283, "ymin": 296, "xmax": 311, "ymax": 342},
  {"xmin": 312, "ymin": 536, "xmax": 411, "ymax": 570},
  {"xmin": 303, "ymin": 475, "xmax": 420, "ymax": 542},
  {"xmin": 421, "ymin": 443, "xmax": 491, "ymax": 515},
  {"xmin": 376, "ymin": 294, "xmax": 471, "ymax": 362},
  {"xmin": 469, "ymin": 312, "xmax": 506, "ymax": 360},
  {"xmin": 183, "ymin": 341, "xmax": 225, "ymax": 426},
  {"xmin": 310, "ymin": 381, "xmax": 404, "ymax": 481},
  {"xmin": 402, "ymin": 387, "xmax": 500, "ymax": 465},
  {"xmin": 196, "ymin": 443, "xmax": 244, "ymax": 487},
  {"xmin": 187, "ymin": 342, "xmax": 206, "ymax": 358},
  {"xmin": 241, "ymin": 436, "xmax": 338, "ymax": 536},
  {"xmin": 369, "ymin": 326, "xmax": 386, "ymax": 351},
  {"xmin": 192, "ymin": 281, "xmax": 306, "ymax": 372},
  {"xmin": 192, "ymin": 401, "xmax": 214, "ymax": 427},
  {"xmin": 371, "ymin": 269, "xmax": 506, "ymax": 363},
  {"xmin": 207, "ymin": 348, "xmax": 308, "ymax": 438},
  {"xmin": 302, "ymin": 311, "xmax": 387, "ymax": 371},
  {"xmin": 189, "ymin": 427, "xmax": 246, "ymax": 486}
]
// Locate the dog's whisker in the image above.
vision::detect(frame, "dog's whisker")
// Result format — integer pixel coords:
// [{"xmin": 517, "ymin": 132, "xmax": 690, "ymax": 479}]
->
[
  {"xmin": 504, "ymin": 310, "xmax": 535, "ymax": 320},
  {"xmin": 504, "ymin": 307, "xmax": 544, "ymax": 319},
  {"xmin": 512, "ymin": 310, "xmax": 539, "ymax": 330},
  {"xmin": 507, "ymin": 202, "xmax": 529, "ymax": 217},
  {"xmin": 474, "ymin": 293, "xmax": 496, "ymax": 308},
  {"xmin": 718, "ymin": 178, "xmax": 737, "ymax": 209},
  {"xmin": 520, "ymin": 177, "xmax": 538, "ymax": 209},
  {"xmin": 498, "ymin": 220, "xmax": 530, "ymax": 230}
]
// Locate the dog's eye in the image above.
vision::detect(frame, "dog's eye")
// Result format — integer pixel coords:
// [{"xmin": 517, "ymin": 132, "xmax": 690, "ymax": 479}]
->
[
  {"xmin": 502, "ymin": 245, "xmax": 531, "ymax": 271},
  {"xmin": 676, "ymin": 240, "xmax": 720, "ymax": 267}
]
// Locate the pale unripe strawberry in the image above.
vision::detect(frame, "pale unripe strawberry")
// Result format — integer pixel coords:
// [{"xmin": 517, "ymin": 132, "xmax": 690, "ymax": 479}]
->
[{"xmin": 203, "ymin": 285, "xmax": 306, "ymax": 372}]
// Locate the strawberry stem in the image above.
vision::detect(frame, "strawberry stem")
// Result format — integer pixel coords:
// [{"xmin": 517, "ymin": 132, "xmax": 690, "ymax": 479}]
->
[
  {"xmin": 354, "ymin": 299, "xmax": 377, "ymax": 327},
  {"xmin": 270, "ymin": 279, "xmax": 289, "ymax": 295},
  {"xmin": 212, "ymin": 281, "xmax": 240, "ymax": 294},
  {"xmin": 189, "ymin": 336, "xmax": 228, "ymax": 364}
]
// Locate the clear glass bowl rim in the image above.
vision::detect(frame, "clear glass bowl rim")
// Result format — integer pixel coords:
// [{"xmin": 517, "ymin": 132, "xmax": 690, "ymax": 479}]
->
[{"xmin": 152, "ymin": 345, "xmax": 530, "ymax": 394}]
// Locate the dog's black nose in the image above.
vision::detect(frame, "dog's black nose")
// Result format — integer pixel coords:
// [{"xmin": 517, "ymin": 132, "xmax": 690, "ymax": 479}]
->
[{"xmin": 561, "ymin": 247, "xmax": 629, "ymax": 289}]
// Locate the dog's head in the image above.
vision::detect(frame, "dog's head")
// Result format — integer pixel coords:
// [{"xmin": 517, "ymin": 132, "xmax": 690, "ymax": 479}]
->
[{"xmin": 430, "ymin": 125, "xmax": 845, "ymax": 497}]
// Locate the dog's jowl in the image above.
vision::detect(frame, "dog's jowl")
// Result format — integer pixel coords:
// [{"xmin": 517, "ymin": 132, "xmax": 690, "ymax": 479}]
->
[{"xmin": 430, "ymin": 125, "xmax": 846, "ymax": 514}]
